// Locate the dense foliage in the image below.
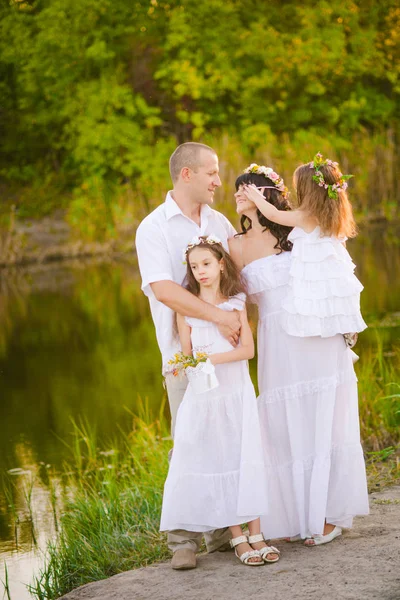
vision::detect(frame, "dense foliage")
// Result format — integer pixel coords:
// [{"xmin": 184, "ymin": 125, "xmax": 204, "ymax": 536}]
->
[{"xmin": 0, "ymin": 0, "xmax": 399, "ymax": 231}]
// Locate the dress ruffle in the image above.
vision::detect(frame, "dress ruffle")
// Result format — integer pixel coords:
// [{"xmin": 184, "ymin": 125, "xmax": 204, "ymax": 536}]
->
[
  {"xmin": 244, "ymin": 252, "xmax": 291, "ymax": 296},
  {"xmin": 259, "ymin": 369, "xmax": 357, "ymax": 405},
  {"xmin": 281, "ymin": 312, "xmax": 367, "ymax": 339},
  {"xmin": 281, "ymin": 227, "xmax": 367, "ymax": 338}
]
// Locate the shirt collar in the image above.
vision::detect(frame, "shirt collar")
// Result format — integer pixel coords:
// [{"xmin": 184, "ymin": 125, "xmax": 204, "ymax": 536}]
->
[
  {"xmin": 165, "ymin": 191, "xmax": 213, "ymax": 222},
  {"xmin": 165, "ymin": 192, "xmax": 182, "ymax": 220}
]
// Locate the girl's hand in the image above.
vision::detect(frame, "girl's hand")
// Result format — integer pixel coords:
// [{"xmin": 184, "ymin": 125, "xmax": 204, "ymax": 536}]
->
[{"xmin": 242, "ymin": 184, "xmax": 267, "ymax": 209}]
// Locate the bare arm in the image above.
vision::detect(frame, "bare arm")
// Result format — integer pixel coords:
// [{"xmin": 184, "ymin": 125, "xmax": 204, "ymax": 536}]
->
[
  {"xmin": 243, "ymin": 185, "xmax": 304, "ymax": 228},
  {"xmin": 209, "ymin": 308, "xmax": 254, "ymax": 365},
  {"xmin": 176, "ymin": 312, "xmax": 192, "ymax": 355},
  {"xmin": 151, "ymin": 281, "xmax": 241, "ymax": 346}
]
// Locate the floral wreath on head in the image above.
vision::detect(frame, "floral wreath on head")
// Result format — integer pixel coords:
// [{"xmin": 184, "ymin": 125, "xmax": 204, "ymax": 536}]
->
[
  {"xmin": 309, "ymin": 152, "xmax": 353, "ymax": 199},
  {"xmin": 243, "ymin": 164, "xmax": 290, "ymax": 199},
  {"xmin": 182, "ymin": 234, "xmax": 222, "ymax": 265}
]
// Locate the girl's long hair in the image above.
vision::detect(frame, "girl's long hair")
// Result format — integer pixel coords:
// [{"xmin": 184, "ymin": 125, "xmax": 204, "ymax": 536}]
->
[
  {"xmin": 294, "ymin": 163, "xmax": 357, "ymax": 238},
  {"xmin": 185, "ymin": 240, "xmax": 247, "ymax": 298},
  {"xmin": 234, "ymin": 172, "xmax": 293, "ymax": 252}
]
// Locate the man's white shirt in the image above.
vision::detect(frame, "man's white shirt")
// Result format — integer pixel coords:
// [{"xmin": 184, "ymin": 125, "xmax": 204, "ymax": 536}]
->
[{"xmin": 135, "ymin": 191, "xmax": 236, "ymax": 373}]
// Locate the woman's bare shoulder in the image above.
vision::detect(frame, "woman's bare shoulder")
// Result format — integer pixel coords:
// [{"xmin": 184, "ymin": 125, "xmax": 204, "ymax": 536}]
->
[{"xmin": 228, "ymin": 235, "xmax": 243, "ymax": 269}]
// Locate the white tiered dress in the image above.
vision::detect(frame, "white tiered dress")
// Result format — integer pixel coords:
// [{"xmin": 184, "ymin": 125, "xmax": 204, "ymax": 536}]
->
[
  {"xmin": 243, "ymin": 252, "xmax": 369, "ymax": 539},
  {"xmin": 160, "ymin": 294, "xmax": 269, "ymax": 533},
  {"xmin": 281, "ymin": 227, "xmax": 367, "ymax": 338}
]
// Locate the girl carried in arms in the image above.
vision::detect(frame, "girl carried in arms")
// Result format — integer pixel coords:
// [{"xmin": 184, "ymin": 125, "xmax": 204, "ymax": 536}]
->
[{"xmin": 242, "ymin": 153, "xmax": 367, "ymax": 344}]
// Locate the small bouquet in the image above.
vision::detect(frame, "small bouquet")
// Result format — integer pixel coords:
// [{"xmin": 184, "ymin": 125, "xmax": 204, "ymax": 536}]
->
[
  {"xmin": 167, "ymin": 351, "xmax": 209, "ymax": 377},
  {"xmin": 167, "ymin": 351, "xmax": 219, "ymax": 395}
]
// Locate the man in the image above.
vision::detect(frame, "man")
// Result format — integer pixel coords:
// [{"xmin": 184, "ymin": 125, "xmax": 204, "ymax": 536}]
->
[{"xmin": 135, "ymin": 142, "xmax": 240, "ymax": 570}]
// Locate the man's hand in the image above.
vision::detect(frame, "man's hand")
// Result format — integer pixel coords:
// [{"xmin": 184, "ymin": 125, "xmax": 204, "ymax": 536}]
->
[{"xmin": 216, "ymin": 310, "xmax": 241, "ymax": 347}]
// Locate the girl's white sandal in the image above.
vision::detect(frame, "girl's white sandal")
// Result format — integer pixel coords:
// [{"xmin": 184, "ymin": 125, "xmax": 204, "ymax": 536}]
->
[
  {"xmin": 230, "ymin": 535, "xmax": 264, "ymax": 566},
  {"xmin": 304, "ymin": 526, "xmax": 342, "ymax": 546},
  {"xmin": 248, "ymin": 533, "xmax": 280, "ymax": 563}
]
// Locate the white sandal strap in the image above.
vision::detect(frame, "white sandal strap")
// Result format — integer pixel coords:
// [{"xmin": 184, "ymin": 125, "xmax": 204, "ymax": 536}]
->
[
  {"xmin": 230, "ymin": 535, "xmax": 248, "ymax": 548},
  {"xmin": 259, "ymin": 545, "xmax": 280, "ymax": 556},
  {"xmin": 238, "ymin": 549, "xmax": 262, "ymax": 564},
  {"xmin": 248, "ymin": 533, "xmax": 265, "ymax": 544}
]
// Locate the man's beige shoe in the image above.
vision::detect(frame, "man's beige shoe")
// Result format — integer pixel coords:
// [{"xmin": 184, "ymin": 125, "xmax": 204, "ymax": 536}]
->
[{"xmin": 171, "ymin": 548, "xmax": 197, "ymax": 570}]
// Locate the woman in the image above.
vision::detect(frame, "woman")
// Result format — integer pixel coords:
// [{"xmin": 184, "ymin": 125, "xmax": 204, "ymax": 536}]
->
[{"xmin": 228, "ymin": 164, "xmax": 369, "ymax": 546}]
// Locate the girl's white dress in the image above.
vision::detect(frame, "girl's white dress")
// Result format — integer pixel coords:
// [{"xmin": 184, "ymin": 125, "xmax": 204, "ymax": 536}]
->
[
  {"xmin": 160, "ymin": 294, "xmax": 269, "ymax": 533},
  {"xmin": 281, "ymin": 227, "xmax": 367, "ymax": 337},
  {"xmin": 243, "ymin": 252, "xmax": 369, "ymax": 539}
]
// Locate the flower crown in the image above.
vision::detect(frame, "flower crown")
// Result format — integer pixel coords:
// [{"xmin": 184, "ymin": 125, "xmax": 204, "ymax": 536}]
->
[
  {"xmin": 182, "ymin": 234, "xmax": 222, "ymax": 264},
  {"xmin": 243, "ymin": 164, "xmax": 290, "ymax": 199},
  {"xmin": 309, "ymin": 153, "xmax": 353, "ymax": 199}
]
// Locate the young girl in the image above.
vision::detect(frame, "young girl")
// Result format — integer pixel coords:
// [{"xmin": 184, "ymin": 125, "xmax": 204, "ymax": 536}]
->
[
  {"xmin": 159, "ymin": 235, "xmax": 280, "ymax": 566},
  {"xmin": 242, "ymin": 154, "xmax": 367, "ymax": 340}
]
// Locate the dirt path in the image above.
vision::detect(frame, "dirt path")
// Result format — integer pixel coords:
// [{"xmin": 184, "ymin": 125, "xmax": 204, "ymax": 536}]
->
[{"xmin": 60, "ymin": 486, "xmax": 400, "ymax": 600}]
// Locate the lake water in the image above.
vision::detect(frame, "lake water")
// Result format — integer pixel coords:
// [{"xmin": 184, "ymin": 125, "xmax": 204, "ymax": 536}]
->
[{"xmin": 0, "ymin": 222, "xmax": 399, "ymax": 599}]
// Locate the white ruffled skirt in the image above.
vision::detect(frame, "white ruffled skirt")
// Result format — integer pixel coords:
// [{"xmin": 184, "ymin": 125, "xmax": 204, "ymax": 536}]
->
[
  {"xmin": 257, "ymin": 316, "xmax": 369, "ymax": 539},
  {"xmin": 160, "ymin": 360, "xmax": 269, "ymax": 532},
  {"xmin": 281, "ymin": 227, "xmax": 368, "ymax": 338}
]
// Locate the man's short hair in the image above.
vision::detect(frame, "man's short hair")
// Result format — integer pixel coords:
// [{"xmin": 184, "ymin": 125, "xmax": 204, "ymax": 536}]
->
[{"xmin": 169, "ymin": 142, "xmax": 216, "ymax": 183}]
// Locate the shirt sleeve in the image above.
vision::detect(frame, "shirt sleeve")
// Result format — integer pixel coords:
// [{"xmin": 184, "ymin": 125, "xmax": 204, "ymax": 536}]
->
[
  {"xmin": 227, "ymin": 218, "xmax": 237, "ymax": 239},
  {"xmin": 135, "ymin": 221, "xmax": 174, "ymax": 298}
]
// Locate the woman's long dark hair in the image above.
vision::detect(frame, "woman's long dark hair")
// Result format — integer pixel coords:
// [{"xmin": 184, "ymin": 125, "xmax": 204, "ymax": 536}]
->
[{"xmin": 235, "ymin": 172, "xmax": 293, "ymax": 253}]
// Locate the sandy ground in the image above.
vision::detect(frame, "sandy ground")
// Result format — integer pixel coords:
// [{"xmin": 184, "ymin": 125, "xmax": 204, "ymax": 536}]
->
[{"xmin": 60, "ymin": 486, "xmax": 400, "ymax": 600}]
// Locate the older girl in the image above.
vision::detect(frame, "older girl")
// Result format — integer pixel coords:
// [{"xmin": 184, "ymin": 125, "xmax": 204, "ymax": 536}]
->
[{"xmin": 160, "ymin": 235, "xmax": 280, "ymax": 566}]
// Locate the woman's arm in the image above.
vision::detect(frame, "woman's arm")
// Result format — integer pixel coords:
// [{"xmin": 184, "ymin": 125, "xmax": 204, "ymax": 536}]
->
[
  {"xmin": 243, "ymin": 185, "xmax": 304, "ymax": 228},
  {"xmin": 210, "ymin": 308, "xmax": 254, "ymax": 365},
  {"xmin": 176, "ymin": 312, "xmax": 192, "ymax": 355}
]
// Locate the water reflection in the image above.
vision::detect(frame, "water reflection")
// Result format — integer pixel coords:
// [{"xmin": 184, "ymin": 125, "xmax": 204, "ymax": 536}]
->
[{"xmin": 0, "ymin": 223, "xmax": 399, "ymax": 598}]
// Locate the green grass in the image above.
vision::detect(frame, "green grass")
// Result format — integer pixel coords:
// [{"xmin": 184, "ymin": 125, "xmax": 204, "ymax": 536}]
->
[
  {"xmin": 1, "ymin": 563, "xmax": 12, "ymax": 600},
  {"xmin": 357, "ymin": 338, "xmax": 400, "ymax": 451},
  {"xmin": 29, "ymin": 406, "xmax": 171, "ymax": 600}
]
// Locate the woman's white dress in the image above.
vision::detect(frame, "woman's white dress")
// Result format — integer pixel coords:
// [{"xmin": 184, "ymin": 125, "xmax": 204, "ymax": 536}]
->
[
  {"xmin": 160, "ymin": 294, "xmax": 269, "ymax": 533},
  {"xmin": 243, "ymin": 252, "xmax": 369, "ymax": 539},
  {"xmin": 281, "ymin": 227, "xmax": 368, "ymax": 338}
]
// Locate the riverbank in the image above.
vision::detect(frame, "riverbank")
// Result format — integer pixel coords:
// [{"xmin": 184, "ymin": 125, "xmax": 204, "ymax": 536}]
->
[
  {"xmin": 59, "ymin": 486, "xmax": 400, "ymax": 600},
  {"xmin": 0, "ymin": 210, "xmax": 134, "ymax": 267},
  {"xmin": 0, "ymin": 208, "xmax": 398, "ymax": 268}
]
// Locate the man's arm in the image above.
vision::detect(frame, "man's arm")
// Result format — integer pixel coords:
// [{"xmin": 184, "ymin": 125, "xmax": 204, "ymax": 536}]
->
[
  {"xmin": 136, "ymin": 219, "xmax": 240, "ymax": 345},
  {"xmin": 209, "ymin": 307, "xmax": 254, "ymax": 365},
  {"xmin": 151, "ymin": 281, "xmax": 240, "ymax": 346}
]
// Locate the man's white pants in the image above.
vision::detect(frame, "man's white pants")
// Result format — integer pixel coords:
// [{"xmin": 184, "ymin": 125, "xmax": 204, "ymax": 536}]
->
[{"xmin": 164, "ymin": 373, "xmax": 231, "ymax": 553}]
